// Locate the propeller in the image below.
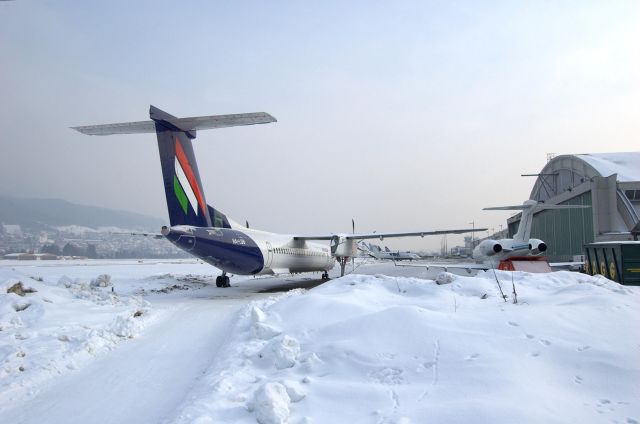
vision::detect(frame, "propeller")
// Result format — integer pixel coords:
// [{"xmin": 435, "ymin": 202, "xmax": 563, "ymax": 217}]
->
[{"xmin": 351, "ymin": 218, "xmax": 355, "ymax": 270}]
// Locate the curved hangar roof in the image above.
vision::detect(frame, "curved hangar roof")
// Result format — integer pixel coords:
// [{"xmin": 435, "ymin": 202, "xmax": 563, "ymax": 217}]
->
[
  {"xmin": 531, "ymin": 152, "xmax": 640, "ymax": 201},
  {"xmin": 577, "ymin": 152, "xmax": 640, "ymax": 182}
]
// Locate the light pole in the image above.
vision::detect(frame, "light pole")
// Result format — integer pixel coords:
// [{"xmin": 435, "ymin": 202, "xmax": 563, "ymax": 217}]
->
[{"xmin": 469, "ymin": 221, "xmax": 475, "ymax": 248}]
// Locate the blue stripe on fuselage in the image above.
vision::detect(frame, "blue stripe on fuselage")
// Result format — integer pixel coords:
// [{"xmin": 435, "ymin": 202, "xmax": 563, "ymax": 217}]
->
[{"xmin": 166, "ymin": 227, "xmax": 264, "ymax": 275}]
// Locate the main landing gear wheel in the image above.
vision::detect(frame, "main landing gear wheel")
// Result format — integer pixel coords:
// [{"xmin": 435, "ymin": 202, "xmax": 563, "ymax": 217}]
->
[
  {"xmin": 216, "ymin": 274, "xmax": 231, "ymax": 288},
  {"xmin": 321, "ymin": 271, "xmax": 329, "ymax": 281}
]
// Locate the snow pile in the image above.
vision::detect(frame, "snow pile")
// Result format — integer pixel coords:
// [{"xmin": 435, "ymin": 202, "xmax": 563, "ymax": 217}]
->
[
  {"xmin": 172, "ymin": 271, "xmax": 640, "ymax": 424},
  {"xmin": 0, "ymin": 269, "xmax": 153, "ymax": 402}
]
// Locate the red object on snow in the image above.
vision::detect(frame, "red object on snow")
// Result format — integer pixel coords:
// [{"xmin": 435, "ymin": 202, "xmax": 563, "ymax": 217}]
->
[{"xmin": 498, "ymin": 256, "xmax": 553, "ymax": 273}]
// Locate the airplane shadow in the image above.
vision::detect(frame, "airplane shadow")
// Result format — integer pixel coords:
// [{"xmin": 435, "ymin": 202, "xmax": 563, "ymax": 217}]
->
[{"xmin": 257, "ymin": 278, "xmax": 331, "ymax": 293}]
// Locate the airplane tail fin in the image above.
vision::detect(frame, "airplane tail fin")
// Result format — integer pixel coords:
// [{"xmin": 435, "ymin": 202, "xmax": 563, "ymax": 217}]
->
[
  {"xmin": 153, "ymin": 108, "xmax": 214, "ymax": 227},
  {"xmin": 72, "ymin": 105, "xmax": 277, "ymax": 228}
]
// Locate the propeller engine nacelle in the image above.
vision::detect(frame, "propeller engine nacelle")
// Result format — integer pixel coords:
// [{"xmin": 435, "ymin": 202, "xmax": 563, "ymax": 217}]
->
[
  {"xmin": 330, "ymin": 235, "xmax": 358, "ymax": 257},
  {"xmin": 476, "ymin": 239, "xmax": 503, "ymax": 257},
  {"xmin": 529, "ymin": 238, "xmax": 547, "ymax": 255}
]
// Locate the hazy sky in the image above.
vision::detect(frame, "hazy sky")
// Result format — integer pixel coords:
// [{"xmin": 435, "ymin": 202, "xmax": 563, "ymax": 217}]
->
[{"xmin": 1, "ymin": 1, "xmax": 638, "ymax": 250}]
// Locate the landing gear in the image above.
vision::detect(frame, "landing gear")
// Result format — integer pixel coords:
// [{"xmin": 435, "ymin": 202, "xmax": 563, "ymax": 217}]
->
[
  {"xmin": 337, "ymin": 256, "xmax": 349, "ymax": 277},
  {"xmin": 321, "ymin": 271, "xmax": 329, "ymax": 281},
  {"xmin": 215, "ymin": 272, "xmax": 231, "ymax": 288}
]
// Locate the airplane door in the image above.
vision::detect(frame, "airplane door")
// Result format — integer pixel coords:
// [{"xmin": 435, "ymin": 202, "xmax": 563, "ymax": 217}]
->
[{"xmin": 265, "ymin": 241, "xmax": 274, "ymax": 268}]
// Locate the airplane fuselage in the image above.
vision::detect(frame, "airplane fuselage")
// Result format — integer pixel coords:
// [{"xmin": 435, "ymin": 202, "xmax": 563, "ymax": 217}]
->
[
  {"xmin": 472, "ymin": 237, "xmax": 546, "ymax": 266},
  {"xmin": 164, "ymin": 225, "xmax": 334, "ymax": 276}
]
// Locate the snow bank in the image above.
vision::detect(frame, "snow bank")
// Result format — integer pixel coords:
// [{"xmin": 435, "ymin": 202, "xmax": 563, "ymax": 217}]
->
[
  {"xmin": 0, "ymin": 269, "xmax": 153, "ymax": 403},
  {"xmin": 171, "ymin": 271, "xmax": 640, "ymax": 424}
]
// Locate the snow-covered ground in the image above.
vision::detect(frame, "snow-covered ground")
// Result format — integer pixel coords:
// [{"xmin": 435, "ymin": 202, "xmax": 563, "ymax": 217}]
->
[{"xmin": 1, "ymin": 259, "xmax": 638, "ymax": 424}]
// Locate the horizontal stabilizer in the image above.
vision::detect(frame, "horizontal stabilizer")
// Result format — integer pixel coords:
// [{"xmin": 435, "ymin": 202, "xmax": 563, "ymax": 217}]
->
[
  {"xmin": 72, "ymin": 109, "xmax": 277, "ymax": 136},
  {"xmin": 72, "ymin": 120, "xmax": 157, "ymax": 135},
  {"xmin": 110, "ymin": 231, "xmax": 164, "ymax": 239},
  {"xmin": 483, "ymin": 205, "xmax": 530, "ymax": 211}
]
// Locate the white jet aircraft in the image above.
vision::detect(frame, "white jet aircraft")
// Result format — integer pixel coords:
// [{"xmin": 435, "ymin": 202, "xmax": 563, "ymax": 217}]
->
[{"xmin": 397, "ymin": 200, "xmax": 590, "ymax": 272}]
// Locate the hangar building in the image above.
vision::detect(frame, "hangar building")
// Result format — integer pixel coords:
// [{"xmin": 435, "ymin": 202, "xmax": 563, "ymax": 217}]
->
[{"xmin": 507, "ymin": 152, "xmax": 640, "ymax": 262}]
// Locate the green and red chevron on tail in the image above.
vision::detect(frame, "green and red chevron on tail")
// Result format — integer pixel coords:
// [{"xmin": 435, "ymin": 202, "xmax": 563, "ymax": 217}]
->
[{"xmin": 173, "ymin": 137, "xmax": 207, "ymax": 217}]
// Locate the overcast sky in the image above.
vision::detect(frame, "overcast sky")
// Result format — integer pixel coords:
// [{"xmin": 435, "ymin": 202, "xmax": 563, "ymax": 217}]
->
[{"xmin": 1, "ymin": 1, "xmax": 638, "ymax": 250}]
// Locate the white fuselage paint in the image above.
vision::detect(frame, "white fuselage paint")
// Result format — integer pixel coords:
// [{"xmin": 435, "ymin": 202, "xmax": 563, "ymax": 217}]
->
[
  {"xmin": 472, "ymin": 238, "xmax": 535, "ymax": 266},
  {"xmin": 231, "ymin": 225, "xmax": 335, "ymax": 275}
]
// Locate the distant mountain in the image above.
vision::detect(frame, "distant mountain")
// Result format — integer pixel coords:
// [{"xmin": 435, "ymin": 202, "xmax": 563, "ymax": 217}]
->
[{"xmin": 0, "ymin": 196, "xmax": 165, "ymax": 231}]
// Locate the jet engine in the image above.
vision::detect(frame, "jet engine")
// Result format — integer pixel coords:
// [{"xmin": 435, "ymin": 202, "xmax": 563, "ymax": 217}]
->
[
  {"xmin": 475, "ymin": 239, "xmax": 503, "ymax": 256},
  {"xmin": 529, "ymin": 239, "xmax": 547, "ymax": 255}
]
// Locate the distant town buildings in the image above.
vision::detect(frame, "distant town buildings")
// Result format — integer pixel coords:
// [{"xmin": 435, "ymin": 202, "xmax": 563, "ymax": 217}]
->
[{"xmin": 0, "ymin": 223, "xmax": 187, "ymax": 259}]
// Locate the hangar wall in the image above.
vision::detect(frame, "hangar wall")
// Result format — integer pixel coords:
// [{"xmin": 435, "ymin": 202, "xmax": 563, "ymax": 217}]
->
[{"xmin": 507, "ymin": 153, "xmax": 640, "ymax": 262}]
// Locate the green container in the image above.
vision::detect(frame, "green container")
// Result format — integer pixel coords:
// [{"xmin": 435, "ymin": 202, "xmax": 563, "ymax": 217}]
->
[{"xmin": 584, "ymin": 242, "xmax": 640, "ymax": 285}]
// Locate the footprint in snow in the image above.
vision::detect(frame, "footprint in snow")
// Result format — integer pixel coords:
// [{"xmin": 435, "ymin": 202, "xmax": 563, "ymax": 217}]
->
[
  {"xmin": 531, "ymin": 351, "xmax": 541, "ymax": 357},
  {"xmin": 508, "ymin": 321, "xmax": 519, "ymax": 327},
  {"xmin": 465, "ymin": 353, "xmax": 480, "ymax": 361},
  {"xmin": 574, "ymin": 375, "xmax": 583, "ymax": 385},
  {"xmin": 577, "ymin": 345, "xmax": 591, "ymax": 352},
  {"xmin": 626, "ymin": 418, "xmax": 638, "ymax": 424},
  {"xmin": 525, "ymin": 334, "xmax": 535, "ymax": 339},
  {"xmin": 539, "ymin": 339, "xmax": 551, "ymax": 346}
]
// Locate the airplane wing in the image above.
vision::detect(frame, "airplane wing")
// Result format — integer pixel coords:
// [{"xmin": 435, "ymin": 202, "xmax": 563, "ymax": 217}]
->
[
  {"xmin": 293, "ymin": 228, "xmax": 485, "ymax": 241},
  {"xmin": 394, "ymin": 261, "xmax": 490, "ymax": 272}
]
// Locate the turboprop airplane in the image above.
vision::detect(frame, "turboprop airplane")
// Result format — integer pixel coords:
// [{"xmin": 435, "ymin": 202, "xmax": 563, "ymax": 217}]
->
[
  {"xmin": 397, "ymin": 200, "xmax": 590, "ymax": 272},
  {"xmin": 362, "ymin": 243, "xmax": 421, "ymax": 261},
  {"xmin": 72, "ymin": 106, "xmax": 483, "ymax": 286}
]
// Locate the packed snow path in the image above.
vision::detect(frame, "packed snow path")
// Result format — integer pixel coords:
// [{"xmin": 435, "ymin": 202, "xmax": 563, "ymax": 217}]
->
[{"xmin": 1, "ymin": 293, "xmax": 250, "ymax": 423}]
